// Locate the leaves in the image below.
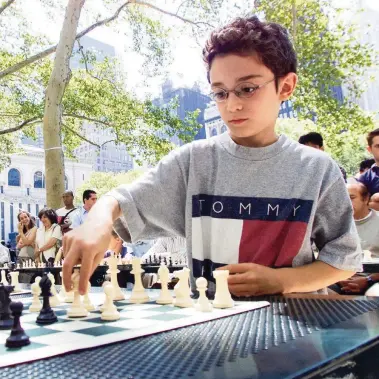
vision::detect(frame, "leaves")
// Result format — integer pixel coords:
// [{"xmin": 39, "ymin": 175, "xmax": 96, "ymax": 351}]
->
[{"xmin": 256, "ymin": 0, "xmax": 378, "ymax": 168}]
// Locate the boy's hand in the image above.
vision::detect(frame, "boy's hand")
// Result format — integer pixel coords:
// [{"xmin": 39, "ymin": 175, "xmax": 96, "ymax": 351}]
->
[
  {"xmin": 218, "ymin": 263, "xmax": 284, "ymax": 297},
  {"xmin": 63, "ymin": 222, "xmax": 113, "ymax": 295},
  {"xmin": 339, "ymin": 277, "xmax": 369, "ymax": 294}
]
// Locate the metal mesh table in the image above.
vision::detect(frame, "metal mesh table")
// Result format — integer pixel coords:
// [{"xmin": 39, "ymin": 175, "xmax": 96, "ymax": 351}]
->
[{"xmin": 1, "ymin": 294, "xmax": 379, "ymax": 379}]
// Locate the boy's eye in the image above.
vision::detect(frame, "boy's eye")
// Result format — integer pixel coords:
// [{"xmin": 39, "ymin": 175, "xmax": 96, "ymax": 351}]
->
[
  {"xmin": 212, "ymin": 90, "xmax": 227, "ymax": 101},
  {"xmin": 237, "ymin": 85, "xmax": 257, "ymax": 96}
]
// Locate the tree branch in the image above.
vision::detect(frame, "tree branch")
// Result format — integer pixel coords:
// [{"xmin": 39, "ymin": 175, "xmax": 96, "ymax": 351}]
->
[
  {"xmin": 132, "ymin": 0, "xmax": 214, "ymax": 27},
  {"xmin": 62, "ymin": 123, "xmax": 100, "ymax": 148},
  {"xmin": 0, "ymin": 0, "xmax": 15, "ymax": 15},
  {"xmin": 63, "ymin": 113, "xmax": 111, "ymax": 127},
  {"xmin": 0, "ymin": 1, "xmax": 132, "ymax": 80},
  {"xmin": 0, "ymin": 117, "xmax": 42, "ymax": 135}
]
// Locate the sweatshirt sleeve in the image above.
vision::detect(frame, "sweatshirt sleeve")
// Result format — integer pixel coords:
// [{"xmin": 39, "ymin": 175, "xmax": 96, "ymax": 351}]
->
[
  {"xmin": 312, "ymin": 175, "xmax": 362, "ymax": 272},
  {"xmin": 106, "ymin": 145, "xmax": 190, "ymax": 243}
]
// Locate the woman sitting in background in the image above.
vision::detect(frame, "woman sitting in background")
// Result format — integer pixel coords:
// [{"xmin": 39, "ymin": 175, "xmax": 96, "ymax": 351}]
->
[
  {"xmin": 16, "ymin": 211, "xmax": 37, "ymax": 264},
  {"xmin": 35, "ymin": 208, "xmax": 62, "ymax": 264}
]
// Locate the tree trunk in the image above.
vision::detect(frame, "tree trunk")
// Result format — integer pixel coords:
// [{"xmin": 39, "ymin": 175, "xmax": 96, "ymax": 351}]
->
[{"xmin": 43, "ymin": 0, "xmax": 86, "ymax": 209}]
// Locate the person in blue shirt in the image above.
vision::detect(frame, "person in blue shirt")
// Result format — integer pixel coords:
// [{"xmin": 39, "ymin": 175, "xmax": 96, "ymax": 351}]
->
[
  {"xmin": 358, "ymin": 129, "xmax": 379, "ymax": 211},
  {"xmin": 104, "ymin": 230, "xmax": 129, "ymax": 258},
  {"xmin": 71, "ymin": 190, "xmax": 97, "ymax": 229}
]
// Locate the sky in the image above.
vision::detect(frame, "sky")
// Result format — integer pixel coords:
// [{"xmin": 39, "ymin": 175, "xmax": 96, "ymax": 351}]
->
[{"xmin": 19, "ymin": 0, "xmax": 379, "ymax": 99}]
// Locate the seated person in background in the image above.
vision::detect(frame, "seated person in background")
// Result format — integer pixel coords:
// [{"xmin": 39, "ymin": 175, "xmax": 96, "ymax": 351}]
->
[
  {"xmin": 104, "ymin": 230, "xmax": 130, "ymax": 259},
  {"xmin": 337, "ymin": 182, "xmax": 379, "ymax": 294},
  {"xmin": 126, "ymin": 240, "xmax": 155, "ymax": 258},
  {"xmin": 16, "ymin": 211, "xmax": 37, "ymax": 264},
  {"xmin": 357, "ymin": 158, "xmax": 375, "ymax": 177},
  {"xmin": 347, "ymin": 182, "xmax": 379, "ymax": 258},
  {"xmin": 0, "ymin": 242, "xmax": 10, "ymax": 266},
  {"xmin": 35, "ymin": 208, "xmax": 62, "ymax": 264},
  {"xmin": 358, "ymin": 129, "xmax": 379, "ymax": 211},
  {"xmin": 141, "ymin": 237, "xmax": 186, "ymax": 263}
]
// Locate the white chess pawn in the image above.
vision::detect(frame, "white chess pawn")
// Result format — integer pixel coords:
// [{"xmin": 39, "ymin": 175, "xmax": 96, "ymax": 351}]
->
[
  {"xmin": 99, "ymin": 281, "xmax": 111, "ymax": 312},
  {"xmin": 130, "ymin": 258, "xmax": 150, "ymax": 304},
  {"xmin": 156, "ymin": 263, "xmax": 173, "ymax": 305},
  {"xmin": 1, "ymin": 269, "xmax": 8, "ymax": 285},
  {"xmin": 9, "ymin": 271, "xmax": 21, "ymax": 293},
  {"xmin": 213, "ymin": 270, "xmax": 234, "ymax": 309},
  {"xmin": 29, "ymin": 276, "xmax": 42, "ymax": 312},
  {"xmin": 67, "ymin": 269, "xmax": 88, "ymax": 318},
  {"xmin": 16, "ymin": 263, "xmax": 20, "ymax": 269},
  {"xmin": 195, "ymin": 277, "xmax": 212, "ymax": 312},
  {"xmin": 101, "ymin": 284, "xmax": 120, "ymax": 321},
  {"xmin": 107, "ymin": 253, "xmax": 125, "ymax": 301},
  {"xmin": 83, "ymin": 282, "xmax": 95, "ymax": 311},
  {"xmin": 173, "ymin": 268, "xmax": 193, "ymax": 308},
  {"xmin": 47, "ymin": 272, "xmax": 60, "ymax": 307},
  {"xmin": 60, "ymin": 271, "xmax": 74, "ymax": 303}
]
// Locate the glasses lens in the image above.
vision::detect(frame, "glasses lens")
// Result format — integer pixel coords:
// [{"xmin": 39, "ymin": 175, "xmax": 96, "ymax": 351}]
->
[
  {"xmin": 236, "ymin": 83, "xmax": 258, "ymax": 98},
  {"xmin": 211, "ymin": 90, "xmax": 227, "ymax": 102}
]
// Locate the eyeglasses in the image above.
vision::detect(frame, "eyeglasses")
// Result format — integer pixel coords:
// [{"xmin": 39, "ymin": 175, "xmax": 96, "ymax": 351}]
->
[{"xmin": 210, "ymin": 78, "xmax": 276, "ymax": 103}]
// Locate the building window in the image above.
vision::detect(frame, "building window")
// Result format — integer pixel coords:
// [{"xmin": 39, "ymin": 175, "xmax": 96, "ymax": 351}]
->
[
  {"xmin": 10, "ymin": 203, "xmax": 14, "ymax": 233},
  {"xmin": 221, "ymin": 125, "xmax": 227, "ymax": 133},
  {"xmin": 65, "ymin": 175, "xmax": 68, "ymax": 190},
  {"xmin": 82, "ymin": 174, "xmax": 85, "ymax": 180},
  {"xmin": 211, "ymin": 128, "xmax": 217, "ymax": 137},
  {"xmin": 8, "ymin": 168, "xmax": 21, "ymax": 187},
  {"xmin": 27, "ymin": 204, "xmax": 31, "ymax": 214},
  {"xmin": 34, "ymin": 171, "xmax": 45, "ymax": 188},
  {"xmin": 27, "ymin": 188, "xmax": 30, "ymax": 196},
  {"xmin": 19, "ymin": 203, "xmax": 22, "ymax": 214},
  {"xmin": 0, "ymin": 186, "xmax": 3, "ymax": 194}
]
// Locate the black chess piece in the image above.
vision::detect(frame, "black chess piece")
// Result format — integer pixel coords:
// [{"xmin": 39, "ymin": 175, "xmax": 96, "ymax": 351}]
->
[
  {"xmin": 153, "ymin": 254, "xmax": 157, "ymax": 265},
  {"xmin": 169, "ymin": 257, "xmax": 172, "ymax": 267},
  {"xmin": 0, "ymin": 284, "xmax": 14, "ymax": 330},
  {"xmin": 163, "ymin": 257, "xmax": 168, "ymax": 266},
  {"xmin": 5, "ymin": 301, "xmax": 30, "ymax": 348},
  {"xmin": 149, "ymin": 256, "xmax": 152, "ymax": 265},
  {"xmin": 159, "ymin": 255, "xmax": 162, "ymax": 265},
  {"xmin": 36, "ymin": 274, "xmax": 57, "ymax": 325}
]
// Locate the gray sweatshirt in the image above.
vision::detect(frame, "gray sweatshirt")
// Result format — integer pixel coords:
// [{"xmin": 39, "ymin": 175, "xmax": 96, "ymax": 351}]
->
[
  {"xmin": 355, "ymin": 210, "xmax": 379, "ymax": 258},
  {"xmin": 109, "ymin": 133, "xmax": 362, "ymax": 286}
]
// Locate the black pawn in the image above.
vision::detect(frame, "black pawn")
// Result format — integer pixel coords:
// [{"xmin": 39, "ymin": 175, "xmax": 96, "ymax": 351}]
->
[
  {"xmin": 149, "ymin": 256, "xmax": 152, "ymax": 265},
  {"xmin": 169, "ymin": 257, "xmax": 172, "ymax": 267},
  {"xmin": 159, "ymin": 255, "xmax": 162, "ymax": 265},
  {"xmin": 6, "ymin": 301, "xmax": 30, "ymax": 348},
  {"xmin": 163, "ymin": 257, "xmax": 168, "ymax": 266},
  {"xmin": 0, "ymin": 284, "xmax": 14, "ymax": 329},
  {"xmin": 36, "ymin": 274, "xmax": 57, "ymax": 325},
  {"xmin": 153, "ymin": 254, "xmax": 157, "ymax": 264}
]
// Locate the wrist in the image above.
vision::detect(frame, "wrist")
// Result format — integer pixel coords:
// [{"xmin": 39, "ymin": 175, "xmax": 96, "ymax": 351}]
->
[{"xmin": 274, "ymin": 268, "xmax": 289, "ymax": 294}]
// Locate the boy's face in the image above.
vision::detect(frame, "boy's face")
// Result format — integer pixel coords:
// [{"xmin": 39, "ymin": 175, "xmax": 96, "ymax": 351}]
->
[
  {"xmin": 367, "ymin": 136, "xmax": 379, "ymax": 161},
  {"xmin": 209, "ymin": 54, "xmax": 297, "ymax": 145}
]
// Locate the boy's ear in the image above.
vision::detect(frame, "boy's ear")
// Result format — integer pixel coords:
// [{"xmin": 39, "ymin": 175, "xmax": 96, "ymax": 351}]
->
[
  {"xmin": 279, "ymin": 73, "xmax": 298, "ymax": 101},
  {"xmin": 367, "ymin": 146, "xmax": 372, "ymax": 155}
]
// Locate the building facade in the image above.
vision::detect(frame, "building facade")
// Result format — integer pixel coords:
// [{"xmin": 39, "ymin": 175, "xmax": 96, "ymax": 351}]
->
[
  {"xmin": 0, "ymin": 145, "xmax": 92, "ymax": 244},
  {"xmin": 154, "ymin": 81, "xmax": 211, "ymax": 144}
]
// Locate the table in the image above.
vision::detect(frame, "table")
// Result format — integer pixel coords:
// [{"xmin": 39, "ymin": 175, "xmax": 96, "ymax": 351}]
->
[{"xmin": 1, "ymin": 292, "xmax": 379, "ymax": 379}]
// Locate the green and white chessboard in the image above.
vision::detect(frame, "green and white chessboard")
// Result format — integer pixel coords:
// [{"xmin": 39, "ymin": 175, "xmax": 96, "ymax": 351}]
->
[{"xmin": 0, "ymin": 293, "xmax": 269, "ymax": 368}]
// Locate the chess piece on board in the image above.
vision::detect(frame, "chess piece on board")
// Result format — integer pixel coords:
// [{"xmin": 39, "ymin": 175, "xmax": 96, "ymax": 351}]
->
[
  {"xmin": 195, "ymin": 277, "xmax": 212, "ymax": 312},
  {"xmin": 173, "ymin": 268, "xmax": 193, "ymax": 308},
  {"xmin": 156, "ymin": 263, "xmax": 173, "ymax": 305},
  {"xmin": 36, "ymin": 274, "xmax": 58, "ymax": 325},
  {"xmin": 1, "ymin": 269, "xmax": 8, "ymax": 285},
  {"xmin": 99, "ymin": 281, "xmax": 111, "ymax": 312},
  {"xmin": 67, "ymin": 269, "xmax": 88, "ymax": 318},
  {"xmin": 107, "ymin": 253, "xmax": 125, "ymax": 301},
  {"xmin": 29, "ymin": 276, "xmax": 42, "ymax": 312},
  {"xmin": 213, "ymin": 270, "xmax": 234, "ymax": 309},
  {"xmin": 47, "ymin": 272, "xmax": 60, "ymax": 307},
  {"xmin": 60, "ymin": 270, "xmax": 74, "ymax": 303},
  {"xmin": 5, "ymin": 302, "xmax": 30, "ymax": 348},
  {"xmin": 101, "ymin": 283, "xmax": 120, "ymax": 321},
  {"xmin": 9, "ymin": 271, "xmax": 21, "ymax": 293},
  {"xmin": 83, "ymin": 282, "xmax": 95, "ymax": 311},
  {"xmin": 0, "ymin": 284, "xmax": 14, "ymax": 329},
  {"xmin": 130, "ymin": 258, "xmax": 149, "ymax": 304}
]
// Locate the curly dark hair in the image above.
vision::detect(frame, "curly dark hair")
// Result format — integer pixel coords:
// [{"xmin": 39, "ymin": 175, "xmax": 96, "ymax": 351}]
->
[
  {"xmin": 202, "ymin": 16, "xmax": 297, "ymax": 90},
  {"xmin": 38, "ymin": 207, "xmax": 58, "ymax": 226}
]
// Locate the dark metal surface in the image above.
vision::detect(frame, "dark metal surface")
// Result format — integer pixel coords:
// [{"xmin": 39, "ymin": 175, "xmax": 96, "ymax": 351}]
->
[{"xmin": 1, "ymin": 295, "xmax": 379, "ymax": 379}]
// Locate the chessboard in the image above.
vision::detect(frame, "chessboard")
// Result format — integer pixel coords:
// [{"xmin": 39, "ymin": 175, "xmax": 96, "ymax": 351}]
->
[{"xmin": 0, "ymin": 292, "xmax": 269, "ymax": 368}]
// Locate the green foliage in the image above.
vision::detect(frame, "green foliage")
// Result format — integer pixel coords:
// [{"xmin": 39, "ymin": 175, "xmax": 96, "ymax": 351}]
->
[
  {"xmin": 74, "ymin": 169, "xmax": 144, "ymax": 204},
  {"xmin": 255, "ymin": 0, "xmax": 378, "ymax": 161},
  {"xmin": 276, "ymin": 117, "xmax": 315, "ymax": 142}
]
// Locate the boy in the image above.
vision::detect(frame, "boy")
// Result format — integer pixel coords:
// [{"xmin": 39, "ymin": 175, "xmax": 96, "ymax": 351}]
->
[{"xmin": 63, "ymin": 16, "xmax": 361, "ymax": 296}]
